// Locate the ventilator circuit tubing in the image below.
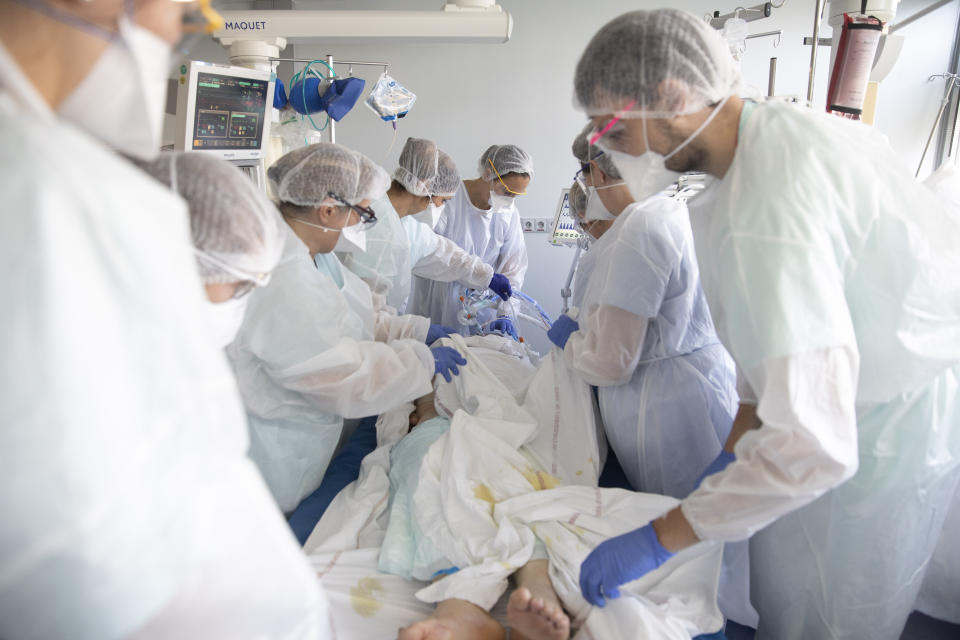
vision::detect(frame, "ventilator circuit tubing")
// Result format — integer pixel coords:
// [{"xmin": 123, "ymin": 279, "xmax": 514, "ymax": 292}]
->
[{"xmin": 458, "ymin": 288, "xmax": 554, "ymax": 336}]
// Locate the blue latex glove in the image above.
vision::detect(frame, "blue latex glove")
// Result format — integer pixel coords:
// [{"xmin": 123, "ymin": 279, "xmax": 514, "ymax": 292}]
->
[
  {"xmin": 547, "ymin": 314, "xmax": 580, "ymax": 349},
  {"xmin": 488, "ymin": 273, "xmax": 512, "ymax": 301},
  {"xmin": 693, "ymin": 450, "xmax": 736, "ymax": 490},
  {"xmin": 426, "ymin": 324, "xmax": 456, "ymax": 345},
  {"xmin": 431, "ymin": 346, "xmax": 467, "ymax": 383},
  {"xmin": 489, "ymin": 316, "xmax": 518, "ymax": 340},
  {"xmin": 579, "ymin": 523, "xmax": 675, "ymax": 607}
]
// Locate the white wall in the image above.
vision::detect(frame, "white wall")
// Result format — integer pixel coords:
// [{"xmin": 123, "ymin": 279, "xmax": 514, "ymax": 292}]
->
[{"xmin": 185, "ymin": 0, "xmax": 958, "ymax": 353}]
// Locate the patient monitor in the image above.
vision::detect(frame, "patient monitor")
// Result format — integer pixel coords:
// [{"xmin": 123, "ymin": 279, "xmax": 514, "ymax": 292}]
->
[{"xmin": 174, "ymin": 61, "xmax": 275, "ymax": 191}]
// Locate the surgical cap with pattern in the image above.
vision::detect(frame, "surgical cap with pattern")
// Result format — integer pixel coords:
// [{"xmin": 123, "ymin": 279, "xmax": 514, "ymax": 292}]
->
[
  {"xmin": 478, "ymin": 144, "xmax": 534, "ymax": 182},
  {"xmin": 353, "ymin": 150, "xmax": 391, "ymax": 203},
  {"xmin": 137, "ymin": 152, "xmax": 284, "ymax": 284},
  {"xmin": 393, "ymin": 137, "xmax": 439, "ymax": 197},
  {"xmin": 574, "ymin": 8, "xmax": 740, "ymax": 118},
  {"xmin": 572, "ymin": 122, "xmax": 621, "ymax": 179},
  {"xmin": 569, "ymin": 180, "xmax": 587, "ymax": 218},
  {"xmin": 430, "ymin": 150, "xmax": 461, "ymax": 197},
  {"xmin": 269, "ymin": 143, "xmax": 364, "ymax": 207}
]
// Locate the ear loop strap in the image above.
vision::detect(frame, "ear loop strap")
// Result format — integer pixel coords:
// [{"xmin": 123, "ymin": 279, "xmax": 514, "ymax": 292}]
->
[{"xmin": 663, "ymin": 94, "xmax": 731, "ymax": 161}]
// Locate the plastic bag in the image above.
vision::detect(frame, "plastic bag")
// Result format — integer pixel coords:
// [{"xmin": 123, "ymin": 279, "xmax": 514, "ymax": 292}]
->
[{"xmin": 365, "ymin": 73, "xmax": 416, "ymax": 122}]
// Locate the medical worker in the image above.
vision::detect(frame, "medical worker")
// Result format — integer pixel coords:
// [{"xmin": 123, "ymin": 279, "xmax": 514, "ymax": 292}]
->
[
  {"xmin": 227, "ymin": 142, "xmax": 465, "ymax": 514},
  {"xmin": 0, "ymin": 0, "xmax": 330, "ymax": 637},
  {"xmin": 135, "ymin": 152, "xmax": 284, "ymax": 346},
  {"xmin": 551, "ymin": 131, "xmax": 737, "ymax": 500},
  {"xmin": 340, "ymin": 137, "xmax": 513, "ymax": 338},
  {"xmin": 573, "ymin": 9, "xmax": 960, "ymax": 640},
  {"xmin": 567, "ymin": 125, "xmax": 617, "ymax": 311},
  {"xmin": 409, "ymin": 144, "xmax": 532, "ymax": 339},
  {"xmin": 572, "ymin": 123, "xmax": 754, "ymax": 627}
]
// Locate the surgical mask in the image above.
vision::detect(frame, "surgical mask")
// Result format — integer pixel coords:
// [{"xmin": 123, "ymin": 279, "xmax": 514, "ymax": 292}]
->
[
  {"xmin": 333, "ymin": 221, "xmax": 367, "ymax": 253},
  {"xmin": 584, "ymin": 187, "xmax": 615, "ymax": 221},
  {"xmin": 488, "ymin": 191, "xmax": 515, "ymax": 214},
  {"xmin": 59, "ymin": 16, "xmax": 172, "ymax": 160},
  {"xmin": 606, "ymin": 95, "xmax": 729, "ymax": 203},
  {"xmin": 413, "ymin": 202, "xmax": 444, "ymax": 228},
  {"xmin": 205, "ymin": 297, "xmax": 249, "ymax": 348}
]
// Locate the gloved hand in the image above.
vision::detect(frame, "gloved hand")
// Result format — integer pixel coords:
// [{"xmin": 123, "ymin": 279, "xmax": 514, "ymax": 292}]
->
[
  {"xmin": 488, "ymin": 273, "xmax": 512, "ymax": 301},
  {"xmin": 579, "ymin": 523, "xmax": 675, "ymax": 607},
  {"xmin": 431, "ymin": 346, "xmax": 467, "ymax": 383},
  {"xmin": 426, "ymin": 324, "xmax": 456, "ymax": 345},
  {"xmin": 489, "ymin": 316, "xmax": 518, "ymax": 340},
  {"xmin": 692, "ymin": 450, "xmax": 735, "ymax": 490},
  {"xmin": 547, "ymin": 314, "xmax": 580, "ymax": 349}
]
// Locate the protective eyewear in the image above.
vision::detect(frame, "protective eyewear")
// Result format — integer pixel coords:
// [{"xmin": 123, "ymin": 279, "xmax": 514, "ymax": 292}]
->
[
  {"xmin": 327, "ymin": 191, "xmax": 378, "ymax": 229},
  {"xmin": 587, "ymin": 99, "xmax": 637, "ymax": 150},
  {"xmin": 487, "ymin": 158, "xmax": 527, "ymax": 196},
  {"xmin": 573, "ymin": 170, "xmax": 588, "ymax": 193}
]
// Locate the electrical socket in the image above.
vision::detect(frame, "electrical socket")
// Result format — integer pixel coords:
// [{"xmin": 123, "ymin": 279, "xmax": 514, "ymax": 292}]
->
[{"xmin": 521, "ymin": 217, "xmax": 553, "ymax": 233}]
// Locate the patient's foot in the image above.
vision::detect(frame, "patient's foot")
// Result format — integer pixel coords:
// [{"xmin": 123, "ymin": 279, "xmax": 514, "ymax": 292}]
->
[
  {"xmin": 508, "ymin": 560, "xmax": 570, "ymax": 640},
  {"xmin": 398, "ymin": 619, "xmax": 453, "ymax": 640},
  {"xmin": 398, "ymin": 598, "xmax": 505, "ymax": 640}
]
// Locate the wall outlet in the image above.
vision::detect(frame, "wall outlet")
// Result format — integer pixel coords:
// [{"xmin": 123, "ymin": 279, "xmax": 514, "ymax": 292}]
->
[{"xmin": 522, "ymin": 217, "xmax": 553, "ymax": 233}]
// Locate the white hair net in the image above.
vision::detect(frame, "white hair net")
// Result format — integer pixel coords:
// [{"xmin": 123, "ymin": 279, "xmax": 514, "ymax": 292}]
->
[
  {"xmin": 269, "ymin": 143, "xmax": 364, "ymax": 207},
  {"xmin": 478, "ymin": 144, "xmax": 534, "ymax": 182},
  {"xmin": 574, "ymin": 8, "xmax": 740, "ymax": 118},
  {"xmin": 354, "ymin": 150, "xmax": 391, "ymax": 203},
  {"xmin": 569, "ymin": 180, "xmax": 587, "ymax": 217},
  {"xmin": 430, "ymin": 150, "xmax": 461, "ymax": 197},
  {"xmin": 137, "ymin": 152, "xmax": 284, "ymax": 284},
  {"xmin": 393, "ymin": 137, "xmax": 439, "ymax": 197},
  {"xmin": 572, "ymin": 123, "xmax": 621, "ymax": 179}
]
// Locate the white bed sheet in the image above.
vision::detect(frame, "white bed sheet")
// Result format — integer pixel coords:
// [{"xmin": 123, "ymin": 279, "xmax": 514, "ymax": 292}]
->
[{"xmin": 305, "ymin": 335, "xmax": 725, "ymax": 639}]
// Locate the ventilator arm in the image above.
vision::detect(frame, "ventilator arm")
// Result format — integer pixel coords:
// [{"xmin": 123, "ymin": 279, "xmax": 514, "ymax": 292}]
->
[
  {"xmin": 562, "ymin": 304, "xmax": 649, "ymax": 386},
  {"xmin": 679, "ymin": 346, "xmax": 860, "ymax": 544}
]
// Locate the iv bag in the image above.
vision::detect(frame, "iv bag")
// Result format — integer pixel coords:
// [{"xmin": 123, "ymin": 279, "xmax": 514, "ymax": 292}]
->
[{"xmin": 365, "ymin": 73, "xmax": 416, "ymax": 122}]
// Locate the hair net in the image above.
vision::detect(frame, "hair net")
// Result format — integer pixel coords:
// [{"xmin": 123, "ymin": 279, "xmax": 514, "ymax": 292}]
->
[
  {"xmin": 574, "ymin": 8, "xmax": 740, "ymax": 118},
  {"xmin": 354, "ymin": 150, "xmax": 391, "ymax": 203},
  {"xmin": 572, "ymin": 123, "xmax": 621, "ymax": 179},
  {"xmin": 137, "ymin": 152, "xmax": 284, "ymax": 284},
  {"xmin": 269, "ymin": 142, "xmax": 363, "ymax": 207},
  {"xmin": 569, "ymin": 180, "xmax": 587, "ymax": 218},
  {"xmin": 430, "ymin": 150, "xmax": 461, "ymax": 197},
  {"xmin": 393, "ymin": 137, "xmax": 439, "ymax": 197},
  {"xmin": 478, "ymin": 144, "xmax": 534, "ymax": 181}
]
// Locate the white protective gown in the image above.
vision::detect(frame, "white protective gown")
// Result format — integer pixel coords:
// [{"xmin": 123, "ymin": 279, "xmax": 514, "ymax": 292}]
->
[
  {"xmin": 562, "ymin": 198, "xmax": 756, "ymax": 627},
  {"xmin": 0, "ymin": 46, "xmax": 329, "ymax": 639},
  {"xmin": 914, "ymin": 162, "xmax": 960, "ymax": 625},
  {"xmin": 563, "ymin": 197, "xmax": 738, "ymax": 498},
  {"xmin": 570, "ymin": 240, "xmax": 600, "ymax": 311},
  {"xmin": 339, "ymin": 195, "xmax": 493, "ymax": 316},
  {"xmin": 683, "ymin": 100, "xmax": 960, "ymax": 639},
  {"xmin": 409, "ymin": 182, "xmax": 527, "ymax": 332},
  {"xmin": 227, "ymin": 224, "xmax": 435, "ymax": 513}
]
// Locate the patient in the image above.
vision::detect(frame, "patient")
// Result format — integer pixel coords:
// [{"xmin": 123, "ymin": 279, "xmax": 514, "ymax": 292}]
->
[{"xmin": 387, "ymin": 394, "xmax": 571, "ymax": 640}]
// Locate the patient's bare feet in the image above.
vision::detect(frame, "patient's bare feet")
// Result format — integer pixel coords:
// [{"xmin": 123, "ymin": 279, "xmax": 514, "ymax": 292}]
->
[
  {"xmin": 508, "ymin": 561, "xmax": 570, "ymax": 640},
  {"xmin": 398, "ymin": 598, "xmax": 504, "ymax": 640},
  {"xmin": 398, "ymin": 619, "xmax": 453, "ymax": 640}
]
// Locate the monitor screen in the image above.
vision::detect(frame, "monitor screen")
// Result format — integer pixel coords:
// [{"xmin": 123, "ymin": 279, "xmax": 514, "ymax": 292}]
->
[{"xmin": 190, "ymin": 71, "xmax": 269, "ymax": 151}]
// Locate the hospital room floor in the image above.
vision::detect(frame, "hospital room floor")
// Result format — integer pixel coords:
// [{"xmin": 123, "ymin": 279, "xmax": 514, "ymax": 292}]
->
[{"xmin": 724, "ymin": 613, "xmax": 960, "ymax": 639}]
